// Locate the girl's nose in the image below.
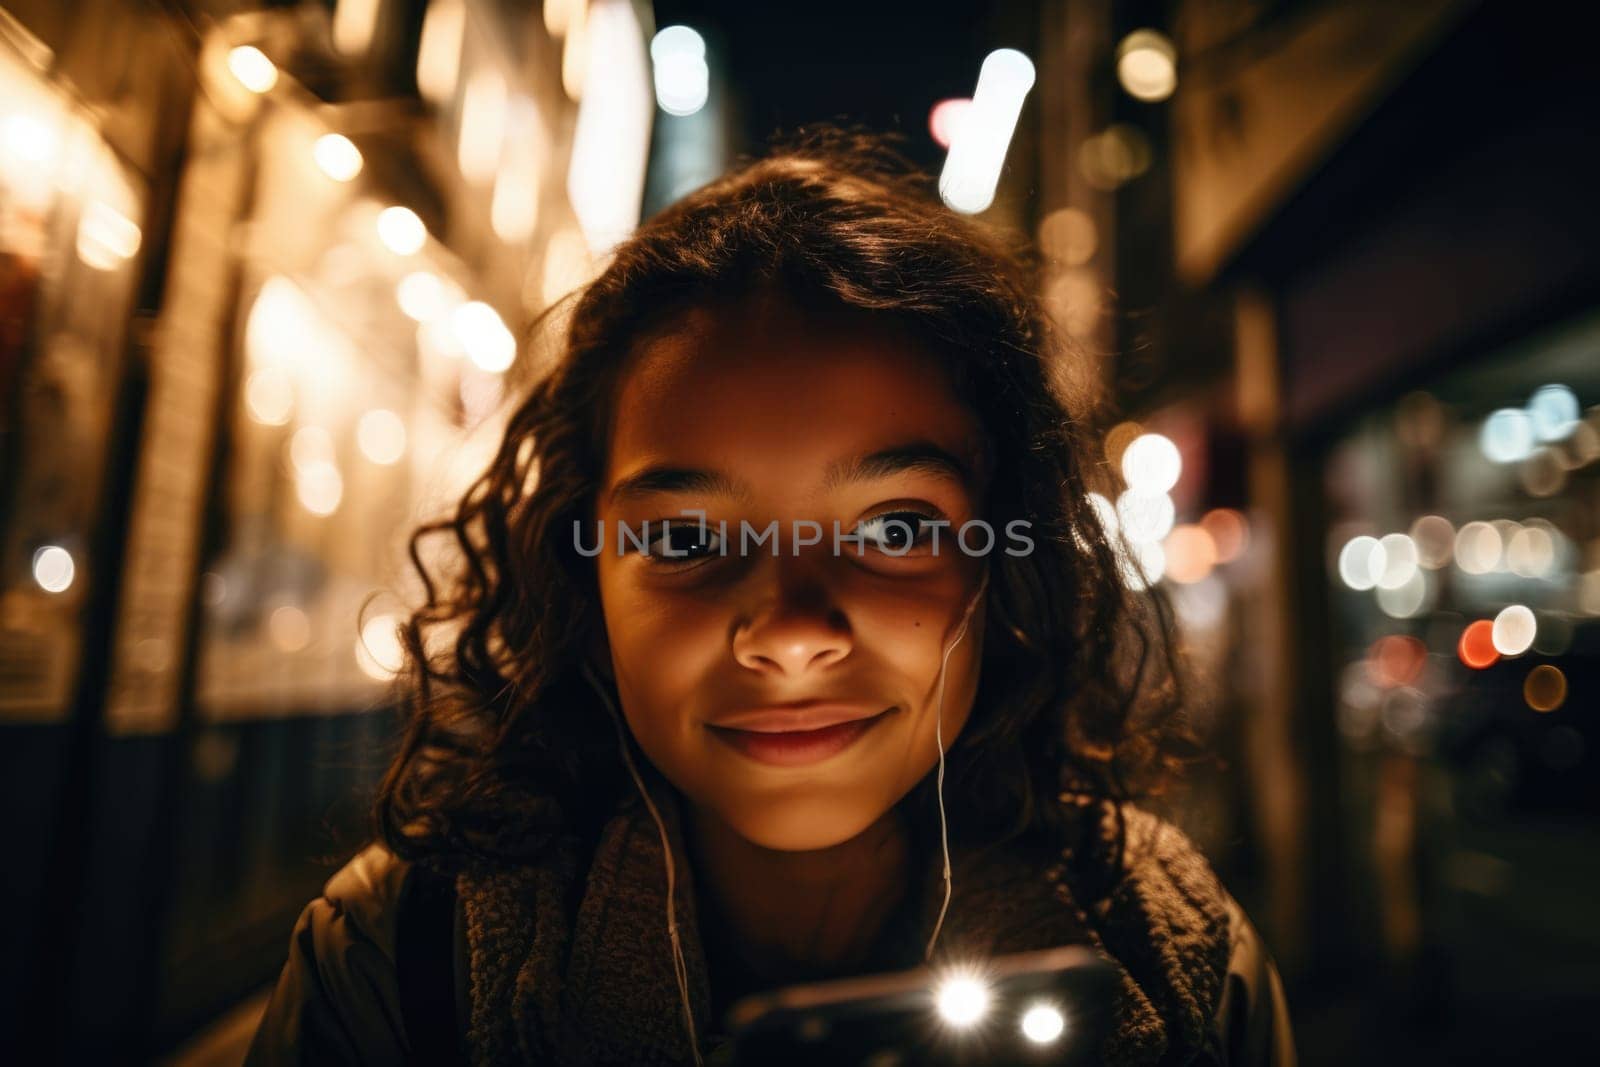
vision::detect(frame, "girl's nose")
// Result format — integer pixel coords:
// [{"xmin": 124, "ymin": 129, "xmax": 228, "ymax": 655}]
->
[{"xmin": 730, "ymin": 571, "xmax": 853, "ymax": 677}]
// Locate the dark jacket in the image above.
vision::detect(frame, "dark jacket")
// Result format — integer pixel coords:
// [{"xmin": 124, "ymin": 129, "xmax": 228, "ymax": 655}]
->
[{"xmin": 244, "ymin": 794, "xmax": 1296, "ymax": 1066}]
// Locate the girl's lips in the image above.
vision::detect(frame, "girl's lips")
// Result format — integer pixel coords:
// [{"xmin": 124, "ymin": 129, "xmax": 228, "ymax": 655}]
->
[{"xmin": 708, "ymin": 707, "xmax": 895, "ymax": 767}]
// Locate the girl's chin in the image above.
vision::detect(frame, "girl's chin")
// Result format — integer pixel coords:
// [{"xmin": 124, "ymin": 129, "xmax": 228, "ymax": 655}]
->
[{"xmin": 709, "ymin": 793, "xmax": 900, "ymax": 854}]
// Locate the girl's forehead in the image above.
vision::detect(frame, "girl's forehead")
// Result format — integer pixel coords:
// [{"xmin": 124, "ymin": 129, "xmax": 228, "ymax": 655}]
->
[{"xmin": 603, "ymin": 310, "xmax": 989, "ymax": 500}]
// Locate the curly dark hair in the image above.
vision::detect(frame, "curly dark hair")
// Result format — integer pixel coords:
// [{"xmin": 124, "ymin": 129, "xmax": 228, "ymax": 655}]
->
[{"xmin": 374, "ymin": 129, "xmax": 1201, "ymax": 881}]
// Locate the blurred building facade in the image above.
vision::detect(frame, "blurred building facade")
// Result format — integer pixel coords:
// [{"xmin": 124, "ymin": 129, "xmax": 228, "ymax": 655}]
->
[
  {"xmin": 1032, "ymin": 0, "xmax": 1600, "ymax": 1061},
  {"xmin": 0, "ymin": 0, "xmax": 677, "ymax": 1056}
]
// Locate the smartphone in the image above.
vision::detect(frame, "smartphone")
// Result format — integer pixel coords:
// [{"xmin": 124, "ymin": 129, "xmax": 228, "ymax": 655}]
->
[{"xmin": 721, "ymin": 945, "xmax": 1119, "ymax": 1066}]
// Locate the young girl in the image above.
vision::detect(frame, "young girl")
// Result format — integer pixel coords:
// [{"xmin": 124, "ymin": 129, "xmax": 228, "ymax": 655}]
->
[{"xmin": 246, "ymin": 134, "xmax": 1295, "ymax": 1066}]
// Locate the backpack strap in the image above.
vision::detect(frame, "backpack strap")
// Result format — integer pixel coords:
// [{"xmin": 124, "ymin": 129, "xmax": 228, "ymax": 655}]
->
[{"xmin": 396, "ymin": 862, "xmax": 467, "ymax": 1066}]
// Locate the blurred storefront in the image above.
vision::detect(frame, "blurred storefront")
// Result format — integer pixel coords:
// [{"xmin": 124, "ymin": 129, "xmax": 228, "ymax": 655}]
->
[
  {"xmin": 0, "ymin": 0, "xmax": 681, "ymax": 1057},
  {"xmin": 1104, "ymin": 0, "xmax": 1600, "ymax": 1059}
]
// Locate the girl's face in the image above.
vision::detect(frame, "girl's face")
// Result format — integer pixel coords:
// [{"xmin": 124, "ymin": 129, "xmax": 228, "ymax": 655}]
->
[{"xmin": 592, "ymin": 302, "xmax": 990, "ymax": 852}]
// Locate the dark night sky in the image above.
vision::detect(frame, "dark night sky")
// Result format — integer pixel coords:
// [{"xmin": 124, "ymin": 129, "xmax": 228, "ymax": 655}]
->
[{"xmin": 650, "ymin": 0, "xmax": 1040, "ymax": 172}]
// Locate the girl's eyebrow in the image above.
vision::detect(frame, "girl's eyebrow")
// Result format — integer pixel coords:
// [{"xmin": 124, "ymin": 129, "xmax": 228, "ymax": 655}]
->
[{"xmin": 606, "ymin": 440, "xmax": 980, "ymax": 506}]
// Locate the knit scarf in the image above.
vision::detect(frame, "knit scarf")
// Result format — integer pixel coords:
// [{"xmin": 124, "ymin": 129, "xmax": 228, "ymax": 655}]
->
[{"xmin": 456, "ymin": 789, "xmax": 1232, "ymax": 1066}]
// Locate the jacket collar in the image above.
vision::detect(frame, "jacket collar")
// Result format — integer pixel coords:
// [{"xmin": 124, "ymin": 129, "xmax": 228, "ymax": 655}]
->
[{"xmin": 460, "ymin": 785, "xmax": 1230, "ymax": 1066}]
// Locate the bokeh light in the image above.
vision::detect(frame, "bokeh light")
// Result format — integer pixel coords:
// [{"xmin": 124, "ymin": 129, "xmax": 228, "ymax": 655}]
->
[
  {"xmin": 1491, "ymin": 604, "xmax": 1536, "ymax": 656},
  {"xmin": 1116, "ymin": 489, "xmax": 1175, "ymax": 543},
  {"xmin": 1458, "ymin": 619, "xmax": 1499, "ymax": 669},
  {"xmin": 452, "ymin": 301, "xmax": 516, "ymax": 372},
  {"xmin": 651, "ymin": 25, "xmax": 710, "ymax": 117},
  {"xmin": 1369, "ymin": 635, "xmax": 1427, "ymax": 688},
  {"xmin": 1037, "ymin": 206, "xmax": 1097, "ymax": 266},
  {"xmin": 32, "ymin": 545, "xmax": 76, "ymax": 594},
  {"xmin": 227, "ymin": 45, "xmax": 278, "ymax": 94},
  {"xmin": 268, "ymin": 605, "xmax": 312, "ymax": 652},
  {"xmin": 1020, "ymin": 1003, "xmax": 1066, "ymax": 1044},
  {"xmin": 1201, "ymin": 508, "xmax": 1249, "ymax": 563},
  {"xmin": 1338, "ymin": 535, "xmax": 1383, "ymax": 591},
  {"xmin": 1115, "ymin": 29, "xmax": 1177, "ymax": 102},
  {"xmin": 1505, "ymin": 525, "xmax": 1555, "ymax": 578},
  {"xmin": 1102, "ymin": 421, "xmax": 1143, "ymax": 469},
  {"xmin": 935, "ymin": 974, "xmax": 990, "ymax": 1028},
  {"xmin": 1527, "ymin": 383, "xmax": 1579, "ymax": 441},
  {"xmin": 928, "ymin": 97, "xmax": 972, "ymax": 149},
  {"xmin": 1581, "ymin": 571, "xmax": 1600, "ymax": 615},
  {"xmin": 1518, "ymin": 447, "xmax": 1567, "ymax": 497},
  {"xmin": 1121, "ymin": 432, "xmax": 1181, "ymax": 493},
  {"xmin": 1375, "ymin": 533, "xmax": 1418, "ymax": 590},
  {"xmin": 1376, "ymin": 569, "xmax": 1431, "ymax": 619},
  {"xmin": 1409, "ymin": 515, "xmax": 1454, "ymax": 569},
  {"xmin": 1480, "ymin": 408, "xmax": 1534, "ymax": 463},
  {"xmin": 295, "ymin": 461, "xmax": 343, "ymax": 516},
  {"xmin": 313, "ymin": 133, "xmax": 363, "ymax": 182},
  {"xmin": 356, "ymin": 613, "xmax": 406, "ymax": 681},
  {"xmin": 357, "ymin": 409, "xmax": 407, "ymax": 465},
  {"xmin": 1523, "ymin": 664, "xmax": 1567, "ymax": 712},
  {"xmin": 244, "ymin": 368, "xmax": 294, "ymax": 425},
  {"xmin": 1454, "ymin": 521, "xmax": 1502, "ymax": 575},
  {"xmin": 377, "ymin": 206, "xmax": 427, "ymax": 255},
  {"xmin": 1164, "ymin": 524, "xmax": 1216, "ymax": 584}
]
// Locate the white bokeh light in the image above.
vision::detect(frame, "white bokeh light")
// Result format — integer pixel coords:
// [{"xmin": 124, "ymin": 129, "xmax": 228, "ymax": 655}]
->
[
  {"xmin": 376, "ymin": 206, "xmax": 426, "ymax": 255},
  {"xmin": 313, "ymin": 133, "xmax": 363, "ymax": 182},
  {"xmin": 1119, "ymin": 539, "xmax": 1166, "ymax": 590},
  {"xmin": 1376, "ymin": 569, "xmax": 1431, "ymax": 619},
  {"xmin": 1115, "ymin": 29, "xmax": 1177, "ymax": 102},
  {"xmin": 1116, "ymin": 490, "xmax": 1175, "ymax": 544},
  {"xmin": 1528, "ymin": 384, "xmax": 1579, "ymax": 441},
  {"xmin": 245, "ymin": 368, "xmax": 294, "ymax": 425},
  {"xmin": 1020, "ymin": 1003, "xmax": 1066, "ymax": 1044},
  {"xmin": 1121, "ymin": 432, "xmax": 1181, "ymax": 493},
  {"xmin": 1454, "ymin": 521, "xmax": 1502, "ymax": 575},
  {"xmin": 32, "ymin": 545, "xmax": 76, "ymax": 593},
  {"xmin": 1505, "ymin": 525, "xmax": 1555, "ymax": 578},
  {"xmin": 1491, "ymin": 604, "xmax": 1536, "ymax": 656},
  {"xmin": 938, "ymin": 49, "xmax": 1036, "ymax": 214},
  {"xmin": 1480, "ymin": 408, "xmax": 1534, "ymax": 464},
  {"xmin": 357, "ymin": 408, "xmax": 407, "ymax": 465},
  {"xmin": 356, "ymin": 613, "xmax": 406, "ymax": 681},
  {"xmin": 452, "ymin": 301, "xmax": 516, "ymax": 372},
  {"xmin": 296, "ymin": 460, "xmax": 343, "ymax": 515},
  {"xmin": 1338, "ymin": 535, "xmax": 1383, "ymax": 591},
  {"xmin": 651, "ymin": 25, "xmax": 709, "ymax": 116},
  {"xmin": 227, "ymin": 45, "xmax": 278, "ymax": 94},
  {"xmin": 1375, "ymin": 533, "xmax": 1419, "ymax": 590},
  {"xmin": 934, "ymin": 974, "xmax": 990, "ymax": 1028}
]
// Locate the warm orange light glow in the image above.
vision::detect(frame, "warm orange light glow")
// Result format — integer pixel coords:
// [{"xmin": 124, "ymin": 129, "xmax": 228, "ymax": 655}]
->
[
  {"xmin": 1200, "ymin": 508, "xmax": 1249, "ymax": 563},
  {"xmin": 1524, "ymin": 665, "xmax": 1567, "ymax": 712},
  {"xmin": 1103, "ymin": 421, "xmax": 1143, "ymax": 469},
  {"xmin": 1458, "ymin": 620, "xmax": 1499, "ymax": 670},
  {"xmin": 1369, "ymin": 635, "xmax": 1426, "ymax": 688},
  {"xmin": 928, "ymin": 97, "xmax": 971, "ymax": 149},
  {"xmin": 1164, "ymin": 524, "xmax": 1216, "ymax": 584}
]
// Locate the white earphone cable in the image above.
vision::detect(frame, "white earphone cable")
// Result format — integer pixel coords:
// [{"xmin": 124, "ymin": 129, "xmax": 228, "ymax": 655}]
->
[
  {"xmin": 581, "ymin": 662, "xmax": 705, "ymax": 1067},
  {"xmin": 923, "ymin": 568, "xmax": 988, "ymax": 962}
]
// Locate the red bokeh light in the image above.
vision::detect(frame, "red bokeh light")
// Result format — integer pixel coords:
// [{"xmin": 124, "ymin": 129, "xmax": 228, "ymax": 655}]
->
[
  {"xmin": 1369, "ymin": 634, "xmax": 1426, "ymax": 687},
  {"xmin": 1457, "ymin": 619, "xmax": 1499, "ymax": 669},
  {"xmin": 928, "ymin": 97, "xmax": 972, "ymax": 149}
]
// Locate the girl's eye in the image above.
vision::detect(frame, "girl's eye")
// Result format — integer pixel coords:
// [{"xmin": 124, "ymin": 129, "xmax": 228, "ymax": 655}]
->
[
  {"xmin": 856, "ymin": 510, "xmax": 940, "ymax": 554},
  {"xmin": 641, "ymin": 520, "xmax": 723, "ymax": 564}
]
